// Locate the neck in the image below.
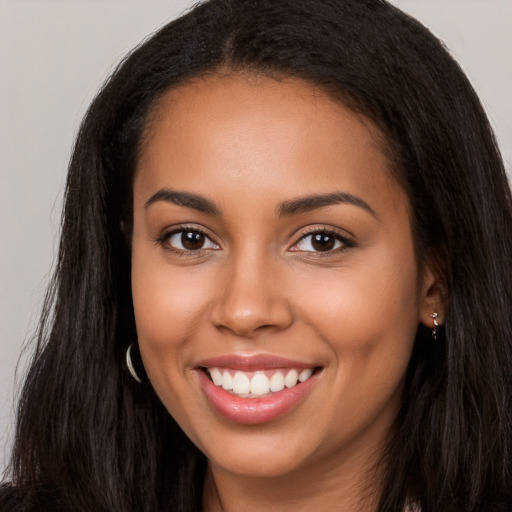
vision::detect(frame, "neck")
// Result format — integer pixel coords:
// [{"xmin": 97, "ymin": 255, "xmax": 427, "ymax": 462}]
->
[{"xmin": 202, "ymin": 440, "xmax": 387, "ymax": 512}]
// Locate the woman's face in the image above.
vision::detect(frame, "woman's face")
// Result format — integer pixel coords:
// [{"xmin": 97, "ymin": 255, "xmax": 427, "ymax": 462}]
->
[{"xmin": 131, "ymin": 75, "xmax": 437, "ymax": 479}]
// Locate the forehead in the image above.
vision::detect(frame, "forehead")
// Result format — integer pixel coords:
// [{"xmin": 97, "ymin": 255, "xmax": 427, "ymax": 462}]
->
[{"xmin": 135, "ymin": 74, "xmax": 406, "ymax": 218}]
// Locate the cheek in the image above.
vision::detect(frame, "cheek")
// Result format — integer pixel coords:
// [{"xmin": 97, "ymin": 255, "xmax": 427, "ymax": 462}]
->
[
  {"xmin": 293, "ymin": 259, "xmax": 419, "ymax": 443},
  {"xmin": 298, "ymin": 260, "xmax": 419, "ymax": 345},
  {"xmin": 130, "ymin": 256, "xmax": 217, "ymax": 428},
  {"xmin": 292, "ymin": 245, "xmax": 420, "ymax": 397},
  {"xmin": 130, "ymin": 245, "xmax": 215, "ymax": 376},
  {"xmin": 133, "ymin": 268, "xmax": 207, "ymax": 341}
]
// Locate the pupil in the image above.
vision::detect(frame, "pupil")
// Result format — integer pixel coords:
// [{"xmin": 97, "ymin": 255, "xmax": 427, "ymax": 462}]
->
[
  {"xmin": 181, "ymin": 231, "xmax": 204, "ymax": 250},
  {"xmin": 312, "ymin": 233, "xmax": 335, "ymax": 251}
]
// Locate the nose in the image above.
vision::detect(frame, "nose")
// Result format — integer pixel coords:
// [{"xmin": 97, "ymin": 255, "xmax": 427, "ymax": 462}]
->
[{"xmin": 210, "ymin": 250, "xmax": 293, "ymax": 339}]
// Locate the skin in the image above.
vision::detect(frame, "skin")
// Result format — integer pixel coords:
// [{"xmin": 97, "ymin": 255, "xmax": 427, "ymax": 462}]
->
[{"xmin": 131, "ymin": 74, "xmax": 444, "ymax": 511}]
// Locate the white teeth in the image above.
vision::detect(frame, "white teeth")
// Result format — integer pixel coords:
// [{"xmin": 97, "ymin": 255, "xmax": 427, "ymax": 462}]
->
[
  {"xmin": 298, "ymin": 368, "xmax": 312, "ymax": 382},
  {"xmin": 251, "ymin": 373, "xmax": 270, "ymax": 395},
  {"xmin": 232, "ymin": 371, "xmax": 250, "ymax": 394},
  {"xmin": 284, "ymin": 369, "xmax": 299, "ymax": 388},
  {"xmin": 269, "ymin": 372, "xmax": 285, "ymax": 392},
  {"xmin": 221, "ymin": 370, "xmax": 233, "ymax": 390},
  {"xmin": 210, "ymin": 367, "xmax": 223, "ymax": 386},
  {"xmin": 208, "ymin": 367, "xmax": 314, "ymax": 396}
]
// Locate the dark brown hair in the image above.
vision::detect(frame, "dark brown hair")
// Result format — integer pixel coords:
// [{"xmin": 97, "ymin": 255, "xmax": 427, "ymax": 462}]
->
[{"xmin": 2, "ymin": 1, "xmax": 511, "ymax": 510}]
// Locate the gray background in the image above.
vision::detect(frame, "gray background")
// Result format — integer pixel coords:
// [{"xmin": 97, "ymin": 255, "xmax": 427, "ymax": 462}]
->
[{"xmin": 1, "ymin": 0, "xmax": 511, "ymax": 473}]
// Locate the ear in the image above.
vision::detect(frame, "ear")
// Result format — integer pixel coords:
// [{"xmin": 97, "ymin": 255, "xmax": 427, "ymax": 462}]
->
[{"xmin": 418, "ymin": 264, "xmax": 447, "ymax": 329}]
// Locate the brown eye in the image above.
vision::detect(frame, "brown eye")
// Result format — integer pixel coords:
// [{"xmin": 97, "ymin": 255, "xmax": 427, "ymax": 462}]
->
[
  {"xmin": 311, "ymin": 233, "xmax": 336, "ymax": 251},
  {"xmin": 166, "ymin": 229, "xmax": 219, "ymax": 252},
  {"xmin": 291, "ymin": 231, "xmax": 346, "ymax": 253},
  {"xmin": 182, "ymin": 231, "xmax": 205, "ymax": 250}
]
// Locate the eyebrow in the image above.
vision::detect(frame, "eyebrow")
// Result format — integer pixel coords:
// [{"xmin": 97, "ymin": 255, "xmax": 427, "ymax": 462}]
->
[
  {"xmin": 144, "ymin": 189, "xmax": 220, "ymax": 215},
  {"xmin": 144, "ymin": 188, "xmax": 376, "ymax": 218},
  {"xmin": 277, "ymin": 192, "xmax": 376, "ymax": 217}
]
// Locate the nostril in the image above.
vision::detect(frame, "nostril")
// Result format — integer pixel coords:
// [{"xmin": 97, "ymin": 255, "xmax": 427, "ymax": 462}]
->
[{"xmin": 211, "ymin": 305, "xmax": 294, "ymax": 338}]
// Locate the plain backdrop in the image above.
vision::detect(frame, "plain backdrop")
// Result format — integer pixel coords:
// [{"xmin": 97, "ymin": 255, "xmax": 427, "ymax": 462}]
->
[{"xmin": 1, "ymin": 0, "xmax": 511, "ymax": 473}]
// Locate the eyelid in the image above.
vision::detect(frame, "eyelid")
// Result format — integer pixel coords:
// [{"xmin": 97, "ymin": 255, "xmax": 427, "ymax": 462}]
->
[
  {"xmin": 155, "ymin": 224, "xmax": 220, "ymax": 254},
  {"xmin": 289, "ymin": 225, "xmax": 355, "ymax": 253},
  {"xmin": 154, "ymin": 223, "xmax": 354, "ymax": 255}
]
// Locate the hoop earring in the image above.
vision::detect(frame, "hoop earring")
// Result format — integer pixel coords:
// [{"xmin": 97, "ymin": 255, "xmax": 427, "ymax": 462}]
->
[
  {"xmin": 126, "ymin": 343, "xmax": 142, "ymax": 383},
  {"xmin": 430, "ymin": 312, "xmax": 439, "ymax": 340}
]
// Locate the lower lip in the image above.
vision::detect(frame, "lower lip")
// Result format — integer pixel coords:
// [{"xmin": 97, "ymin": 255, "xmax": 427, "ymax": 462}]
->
[{"xmin": 196, "ymin": 369, "xmax": 319, "ymax": 425}]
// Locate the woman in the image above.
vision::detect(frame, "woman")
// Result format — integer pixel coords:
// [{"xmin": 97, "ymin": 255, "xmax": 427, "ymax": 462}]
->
[{"xmin": 1, "ymin": 0, "xmax": 511, "ymax": 510}]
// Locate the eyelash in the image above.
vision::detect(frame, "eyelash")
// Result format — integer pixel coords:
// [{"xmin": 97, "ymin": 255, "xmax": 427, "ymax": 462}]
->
[
  {"xmin": 156, "ymin": 226, "xmax": 355, "ymax": 256},
  {"xmin": 290, "ymin": 227, "xmax": 355, "ymax": 256},
  {"xmin": 156, "ymin": 226, "xmax": 220, "ymax": 256}
]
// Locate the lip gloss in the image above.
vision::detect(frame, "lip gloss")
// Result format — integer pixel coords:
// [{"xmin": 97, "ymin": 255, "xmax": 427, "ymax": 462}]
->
[{"xmin": 196, "ymin": 368, "xmax": 319, "ymax": 424}]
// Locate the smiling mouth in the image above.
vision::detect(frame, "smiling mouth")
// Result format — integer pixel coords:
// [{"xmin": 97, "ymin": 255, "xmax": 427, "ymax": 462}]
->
[{"xmin": 202, "ymin": 367, "xmax": 322, "ymax": 398}]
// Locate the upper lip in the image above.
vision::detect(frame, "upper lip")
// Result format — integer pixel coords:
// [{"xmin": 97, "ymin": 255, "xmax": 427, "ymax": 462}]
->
[{"xmin": 196, "ymin": 354, "xmax": 318, "ymax": 371}]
